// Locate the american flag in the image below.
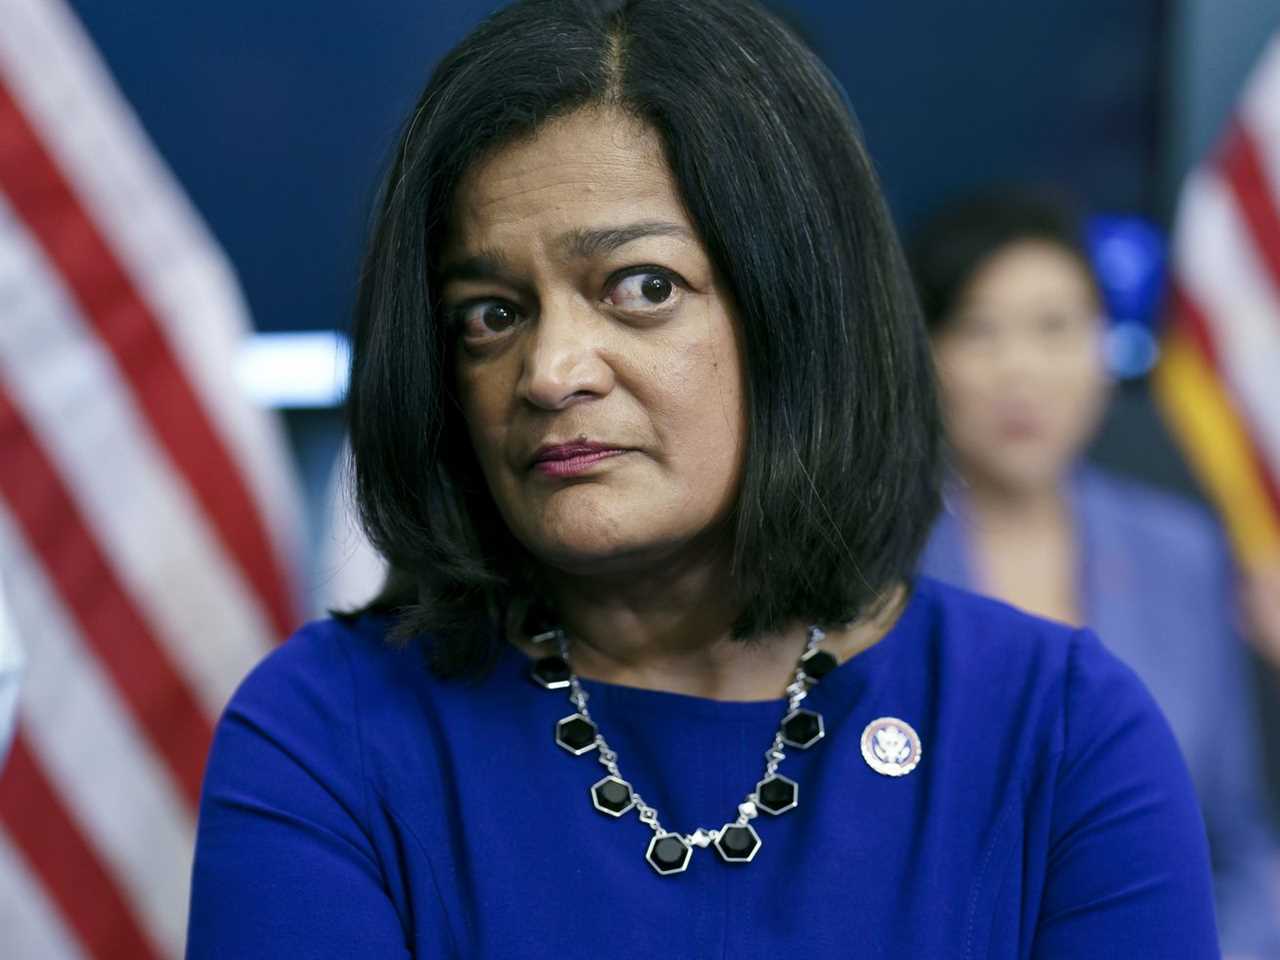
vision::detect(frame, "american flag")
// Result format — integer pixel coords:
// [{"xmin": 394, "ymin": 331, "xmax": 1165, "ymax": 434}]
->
[
  {"xmin": 0, "ymin": 0, "xmax": 303, "ymax": 956},
  {"xmin": 1155, "ymin": 33, "xmax": 1280, "ymax": 572}
]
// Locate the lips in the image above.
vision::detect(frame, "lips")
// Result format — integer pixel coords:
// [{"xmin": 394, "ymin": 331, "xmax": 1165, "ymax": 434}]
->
[
  {"xmin": 996, "ymin": 415, "xmax": 1046, "ymax": 441},
  {"xmin": 530, "ymin": 441, "xmax": 629, "ymax": 477}
]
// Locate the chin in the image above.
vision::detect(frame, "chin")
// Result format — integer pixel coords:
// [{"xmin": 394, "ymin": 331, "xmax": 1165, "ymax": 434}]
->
[
  {"xmin": 503, "ymin": 484, "xmax": 731, "ymax": 576},
  {"xmin": 988, "ymin": 454, "xmax": 1073, "ymax": 494},
  {"xmin": 522, "ymin": 509, "xmax": 689, "ymax": 577},
  {"xmin": 527, "ymin": 533, "xmax": 655, "ymax": 577}
]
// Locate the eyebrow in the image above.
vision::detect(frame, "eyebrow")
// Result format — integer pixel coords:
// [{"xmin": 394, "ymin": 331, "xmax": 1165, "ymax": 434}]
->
[
  {"xmin": 437, "ymin": 249, "xmax": 532, "ymax": 294},
  {"xmin": 557, "ymin": 220, "xmax": 694, "ymax": 259},
  {"xmin": 437, "ymin": 220, "xmax": 694, "ymax": 290}
]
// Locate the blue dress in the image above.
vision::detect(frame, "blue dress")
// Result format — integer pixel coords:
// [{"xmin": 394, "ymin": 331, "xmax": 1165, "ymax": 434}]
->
[
  {"xmin": 186, "ymin": 576, "xmax": 1218, "ymax": 958},
  {"xmin": 921, "ymin": 465, "xmax": 1280, "ymax": 956}
]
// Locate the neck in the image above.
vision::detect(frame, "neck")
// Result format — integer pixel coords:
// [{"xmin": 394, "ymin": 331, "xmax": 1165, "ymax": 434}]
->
[
  {"xmin": 547, "ymin": 542, "xmax": 775, "ymax": 700},
  {"xmin": 955, "ymin": 469, "xmax": 1081, "ymax": 624},
  {"xmin": 960, "ymin": 469, "xmax": 1066, "ymax": 526},
  {"xmin": 514, "ymin": 547, "xmax": 906, "ymax": 701}
]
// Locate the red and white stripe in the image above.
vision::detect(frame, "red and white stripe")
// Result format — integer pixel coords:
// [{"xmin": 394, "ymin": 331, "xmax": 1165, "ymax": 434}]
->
[
  {"xmin": 1157, "ymin": 32, "xmax": 1280, "ymax": 568},
  {"xmin": 1234, "ymin": 37, "xmax": 1280, "ymax": 292},
  {"xmin": 0, "ymin": 0, "xmax": 304, "ymax": 585},
  {"xmin": 0, "ymin": 831, "xmax": 88, "ymax": 960},
  {"xmin": 0, "ymin": 0, "xmax": 303, "ymax": 956},
  {"xmin": 0, "ymin": 505, "xmax": 195, "ymax": 957},
  {"xmin": 1173, "ymin": 168, "xmax": 1280, "ymax": 472}
]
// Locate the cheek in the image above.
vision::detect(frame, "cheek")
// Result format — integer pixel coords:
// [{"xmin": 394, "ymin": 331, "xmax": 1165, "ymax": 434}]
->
[
  {"xmin": 622, "ymin": 321, "xmax": 746, "ymax": 506},
  {"xmin": 937, "ymin": 353, "xmax": 997, "ymax": 425},
  {"xmin": 455, "ymin": 365, "xmax": 513, "ymax": 468},
  {"xmin": 664, "ymin": 332, "xmax": 746, "ymax": 466},
  {"xmin": 1049, "ymin": 354, "xmax": 1108, "ymax": 434}
]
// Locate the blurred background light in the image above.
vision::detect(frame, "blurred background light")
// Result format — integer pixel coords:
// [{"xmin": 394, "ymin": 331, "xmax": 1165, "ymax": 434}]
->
[
  {"xmin": 236, "ymin": 331, "xmax": 350, "ymax": 409},
  {"xmin": 1088, "ymin": 214, "xmax": 1168, "ymax": 379}
]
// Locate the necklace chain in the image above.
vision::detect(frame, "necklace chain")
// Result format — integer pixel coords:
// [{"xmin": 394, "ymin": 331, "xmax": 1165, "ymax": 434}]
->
[{"xmin": 530, "ymin": 623, "xmax": 836, "ymax": 874}]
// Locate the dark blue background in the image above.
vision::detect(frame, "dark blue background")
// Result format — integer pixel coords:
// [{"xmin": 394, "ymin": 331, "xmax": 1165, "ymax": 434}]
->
[{"xmin": 68, "ymin": 0, "xmax": 1166, "ymax": 334}]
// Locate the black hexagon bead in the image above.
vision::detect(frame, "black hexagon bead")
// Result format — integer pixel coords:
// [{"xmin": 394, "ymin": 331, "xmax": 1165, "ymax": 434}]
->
[
  {"xmin": 646, "ymin": 833, "xmax": 691, "ymax": 875},
  {"xmin": 755, "ymin": 775, "xmax": 798, "ymax": 815},
  {"xmin": 530, "ymin": 655, "xmax": 571, "ymax": 689},
  {"xmin": 800, "ymin": 648, "xmax": 838, "ymax": 682},
  {"xmin": 780, "ymin": 708, "xmax": 824, "ymax": 748},
  {"xmin": 591, "ymin": 776, "xmax": 634, "ymax": 817},
  {"xmin": 715, "ymin": 824, "xmax": 761, "ymax": 863},
  {"xmin": 555, "ymin": 715, "xmax": 598, "ymax": 755}
]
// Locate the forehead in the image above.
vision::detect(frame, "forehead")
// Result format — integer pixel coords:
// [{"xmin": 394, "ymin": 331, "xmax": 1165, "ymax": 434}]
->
[
  {"xmin": 447, "ymin": 107, "xmax": 690, "ymax": 252},
  {"xmin": 963, "ymin": 240, "xmax": 1096, "ymax": 308}
]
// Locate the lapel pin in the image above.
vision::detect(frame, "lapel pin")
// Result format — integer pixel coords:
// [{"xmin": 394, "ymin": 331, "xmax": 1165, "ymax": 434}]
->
[{"xmin": 860, "ymin": 717, "xmax": 922, "ymax": 777}]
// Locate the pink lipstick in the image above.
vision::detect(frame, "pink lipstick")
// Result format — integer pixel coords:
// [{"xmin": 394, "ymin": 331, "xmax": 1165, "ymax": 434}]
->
[{"xmin": 531, "ymin": 441, "xmax": 628, "ymax": 478}]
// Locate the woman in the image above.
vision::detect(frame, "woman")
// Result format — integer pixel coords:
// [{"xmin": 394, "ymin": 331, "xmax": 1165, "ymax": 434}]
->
[
  {"xmin": 914, "ymin": 192, "xmax": 1280, "ymax": 956},
  {"xmin": 186, "ymin": 2, "xmax": 1218, "ymax": 956}
]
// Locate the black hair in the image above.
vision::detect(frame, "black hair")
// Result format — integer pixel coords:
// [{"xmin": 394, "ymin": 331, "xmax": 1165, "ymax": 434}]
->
[
  {"xmin": 909, "ymin": 189, "xmax": 1097, "ymax": 334},
  {"xmin": 347, "ymin": 0, "xmax": 942, "ymax": 677}
]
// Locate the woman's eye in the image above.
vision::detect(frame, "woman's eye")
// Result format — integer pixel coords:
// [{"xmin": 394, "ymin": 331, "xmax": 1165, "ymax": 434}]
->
[
  {"xmin": 453, "ymin": 301, "xmax": 522, "ymax": 339},
  {"xmin": 605, "ymin": 270, "xmax": 679, "ymax": 310}
]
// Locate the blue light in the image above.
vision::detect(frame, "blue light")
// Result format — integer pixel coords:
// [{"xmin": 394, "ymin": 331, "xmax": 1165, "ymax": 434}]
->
[{"xmin": 1086, "ymin": 215, "xmax": 1168, "ymax": 379}]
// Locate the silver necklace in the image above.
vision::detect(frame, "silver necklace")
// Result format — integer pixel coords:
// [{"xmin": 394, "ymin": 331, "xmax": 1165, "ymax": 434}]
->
[{"xmin": 527, "ymin": 624, "xmax": 839, "ymax": 875}]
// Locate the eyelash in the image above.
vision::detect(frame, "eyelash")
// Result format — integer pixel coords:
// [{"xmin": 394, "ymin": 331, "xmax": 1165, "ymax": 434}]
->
[{"xmin": 446, "ymin": 265, "xmax": 688, "ymax": 341}]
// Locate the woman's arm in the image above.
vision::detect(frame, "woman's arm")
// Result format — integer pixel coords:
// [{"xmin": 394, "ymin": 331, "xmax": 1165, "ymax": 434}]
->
[
  {"xmin": 1032, "ymin": 631, "xmax": 1220, "ymax": 958},
  {"xmin": 185, "ymin": 624, "xmax": 412, "ymax": 959}
]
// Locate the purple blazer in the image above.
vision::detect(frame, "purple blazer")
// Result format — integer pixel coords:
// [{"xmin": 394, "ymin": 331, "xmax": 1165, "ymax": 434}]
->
[{"xmin": 921, "ymin": 464, "xmax": 1280, "ymax": 956}]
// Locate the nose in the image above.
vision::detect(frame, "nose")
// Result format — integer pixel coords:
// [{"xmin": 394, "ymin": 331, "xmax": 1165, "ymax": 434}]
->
[{"xmin": 517, "ymin": 296, "xmax": 614, "ymax": 411}]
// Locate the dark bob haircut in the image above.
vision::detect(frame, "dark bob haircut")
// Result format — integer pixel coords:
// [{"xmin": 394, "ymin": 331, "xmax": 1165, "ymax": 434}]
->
[
  {"xmin": 348, "ymin": 0, "xmax": 942, "ymax": 677},
  {"xmin": 910, "ymin": 189, "xmax": 1097, "ymax": 335}
]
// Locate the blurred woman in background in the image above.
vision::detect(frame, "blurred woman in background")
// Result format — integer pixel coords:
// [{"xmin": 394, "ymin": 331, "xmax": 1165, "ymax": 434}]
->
[{"xmin": 914, "ymin": 192, "xmax": 1280, "ymax": 957}]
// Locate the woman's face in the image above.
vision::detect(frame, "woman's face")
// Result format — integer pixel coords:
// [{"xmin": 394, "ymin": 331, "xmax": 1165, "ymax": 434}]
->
[
  {"xmin": 931, "ymin": 240, "xmax": 1108, "ymax": 494},
  {"xmin": 443, "ymin": 107, "xmax": 746, "ymax": 577}
]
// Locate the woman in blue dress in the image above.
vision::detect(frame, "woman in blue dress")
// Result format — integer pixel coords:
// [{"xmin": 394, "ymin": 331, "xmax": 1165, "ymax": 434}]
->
[
  {"xmin": 187, "ymin": 2, "xmax": 1218, "ymax": 956},
  {"xmin": 913, "ymin": 192, "xmax": 1280, "ymax": 956}
]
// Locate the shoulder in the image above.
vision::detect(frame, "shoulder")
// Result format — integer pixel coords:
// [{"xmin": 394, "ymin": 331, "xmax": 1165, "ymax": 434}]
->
[
  {"xmin": 919, "ymin": 571, "xmax": 1161, "ymax": 696},
  {"xmin": 213, "ymin": 613, "xmax": 439, "ymax": 786},
  {"xmin": 913, "ymin": 577, "xmax": 1169, "ymax": 763},
  {"xmin": 202, "ymin": 614, "xmax": 451, "ymax": 831},
  {"xmin": 215, "ymin": 614, "xmax": 522, "ymax": 799},
  {"xmin": 228, "ymin": 613, "xmax": 426, "ymax": 714},
  {"xmin": 915, "ymin": 574, "xmax": 1082, "ymax": 688},
  {"xmin": 916, "ymin": 578, "xmax": 1214, "ymax": 932},
  {"xmin": 190, "ymin": 616, "xmax": 450, "ymax": 955}
]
